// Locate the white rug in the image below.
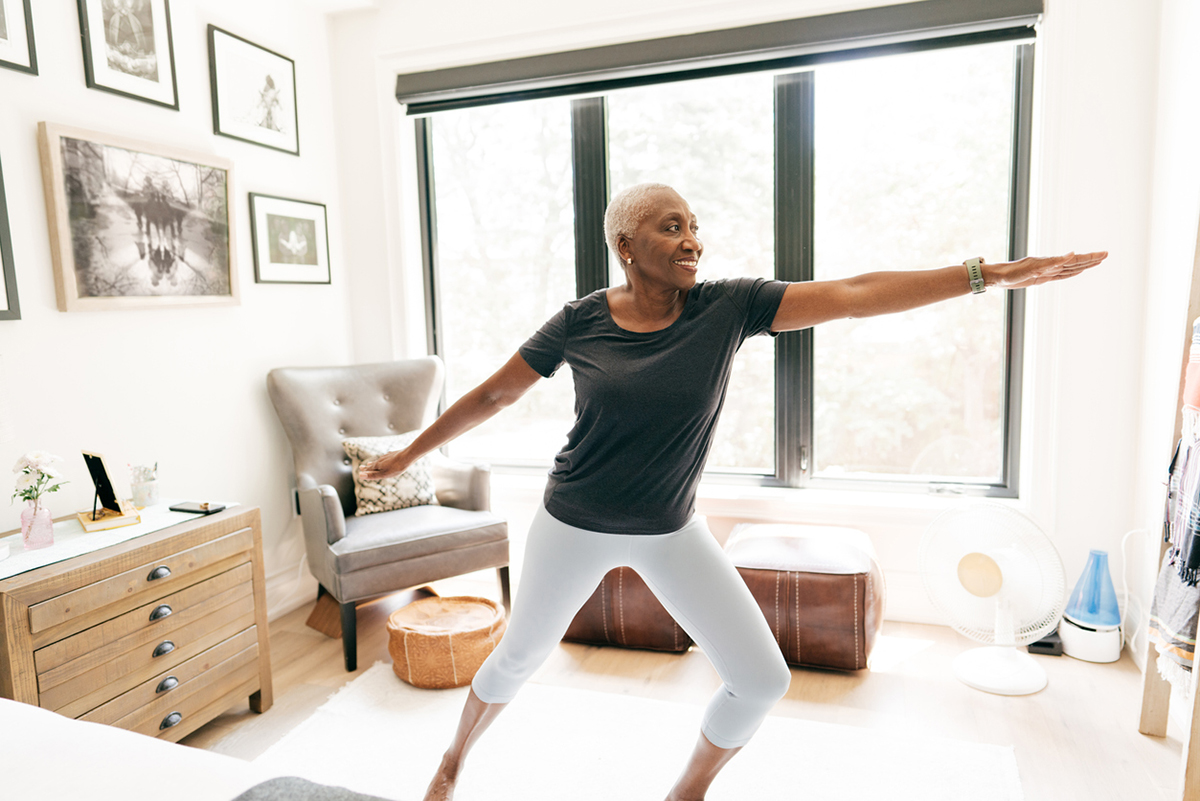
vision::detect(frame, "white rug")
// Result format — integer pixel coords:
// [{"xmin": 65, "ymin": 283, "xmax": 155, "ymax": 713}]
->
[{"xmin": 255, "ymin": 663, "xmax": 1023, "ymax": 801}]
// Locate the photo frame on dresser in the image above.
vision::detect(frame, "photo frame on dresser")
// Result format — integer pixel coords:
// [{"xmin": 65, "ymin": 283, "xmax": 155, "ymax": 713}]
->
[
  {"xmin": 0, "ymin": 152, "xmax": 20, "ymax": 320},
  {"xmin": 76, "ymin": 0, "xmax": 178, "ymax": 110},
  {"xmin": 208, "ymin": 25, "xmax": 299, "ymax": 155},
  {"xmin": 38, "ymin": 121, "xmax": 239, "ymax": 312},
  {"xmin": 249, "ymin": 193, "xmax": 330, "ymax": 284},
  {"xmin": 0, "ymin": 0, "xmax": 37, "ymax": 75}
]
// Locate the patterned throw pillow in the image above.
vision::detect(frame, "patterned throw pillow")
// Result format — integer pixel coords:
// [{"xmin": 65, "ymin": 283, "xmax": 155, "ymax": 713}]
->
[{"xmin": 342, "ymin": 432, "xmax": 439, "ymax": 516}]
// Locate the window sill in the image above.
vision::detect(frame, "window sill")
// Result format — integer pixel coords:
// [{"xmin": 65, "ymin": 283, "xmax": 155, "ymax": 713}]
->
[{"xmin": 489, "ymin": 466, "xmax": 1024, "ymax": 531}]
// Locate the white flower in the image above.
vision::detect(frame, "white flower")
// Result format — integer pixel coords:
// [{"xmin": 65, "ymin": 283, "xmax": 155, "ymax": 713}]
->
[
  {"xmin": 41, "ymin": 465, "xmax": 62, "ymax": 479},
  {"xmin": 14, "ymin": 471, "xmax": 37, "ymax": 492},
  {"xmin": 24, "ymin": 451, "xmax": 61, "ymax": 471}
]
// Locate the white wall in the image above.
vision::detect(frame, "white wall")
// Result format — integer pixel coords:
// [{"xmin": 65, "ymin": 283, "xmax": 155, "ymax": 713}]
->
[
  {"xmin": 0, "ymin": 0, "xmax": 351, "ymax": 616},
  {"xmin": 326, "ymin": 0, "xmax": 1174, "ymax": 637}
]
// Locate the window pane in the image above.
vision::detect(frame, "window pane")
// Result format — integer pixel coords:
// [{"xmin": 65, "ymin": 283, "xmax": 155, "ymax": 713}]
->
[
  {"xmin": 607, "ymin": 72, "xmax": 776, "ymax": 474},
  {"xmin": 429, "ymin": 100, "xmax": 576, "ymax": 465},
  {"xmin": 812, "ymin": 44, "xmax": 1014, "ymax": 483}
]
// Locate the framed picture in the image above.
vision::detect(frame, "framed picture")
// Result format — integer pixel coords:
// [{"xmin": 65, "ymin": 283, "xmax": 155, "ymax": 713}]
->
[
  {"xmin": 0, "ymin": 153, "xmax": 20, "ymax": 320},
  {"xmin": 77, "ymin": 0, "xmax": 178, "ymax": 110},
  {"xmin": 0, "ymin": 0, "xmax": 37, "ymax": 75},
  {"xmin": 249, "ymin": 193, "xmax": 329, "ymax": 284},
  {"xmin": 37, "ymin": 122, "xmax": 239, "ymax": 312},
  {"xmin": 208, "ymin": 26, "xmax": 299, "ymax": 155}
]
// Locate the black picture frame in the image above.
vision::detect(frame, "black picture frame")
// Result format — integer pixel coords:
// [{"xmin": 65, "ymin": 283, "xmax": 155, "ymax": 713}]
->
[
  {"xmin": 77, "ymin": 0, "xmax": 179, "ymax": 110},
  {"xmin": 0, "ymin": 0, "xmax": 37, "ymax": 75},
  {"xmin": 0, "ymin": 152, "xmax": 20, "ymax": 321},
  {"xmin": 208, "ymin": 25, "xmax": 299, "ymax": 155},
  {"xmin": 82, "ymin": 451, "xmax": 121, "ymax": 513},
  {"xmin": 249, "ymin": 193, "xmax": 330, "ymax": 284}
]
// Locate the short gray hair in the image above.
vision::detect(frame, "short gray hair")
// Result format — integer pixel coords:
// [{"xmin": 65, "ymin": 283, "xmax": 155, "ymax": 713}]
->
[{"xmin": 604, "ymin": 182, "xmax": 676, "ymax": 259}]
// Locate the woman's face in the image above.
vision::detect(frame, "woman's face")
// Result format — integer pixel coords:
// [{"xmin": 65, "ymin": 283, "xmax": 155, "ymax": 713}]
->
[{"xmin": 619, "ymin": 189, "xmax": 703, "ymax": 292}]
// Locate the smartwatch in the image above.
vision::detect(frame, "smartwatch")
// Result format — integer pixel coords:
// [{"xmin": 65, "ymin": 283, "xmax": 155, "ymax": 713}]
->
[{"xmin": 964, "ymin": 257, "xmax": 986, "ymax": 294}]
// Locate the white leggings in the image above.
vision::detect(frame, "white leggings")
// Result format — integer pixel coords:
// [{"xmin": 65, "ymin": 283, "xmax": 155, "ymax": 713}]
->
[{"xmin": 471, "ymin": 505, "xmax": 792, "ymax": 749}]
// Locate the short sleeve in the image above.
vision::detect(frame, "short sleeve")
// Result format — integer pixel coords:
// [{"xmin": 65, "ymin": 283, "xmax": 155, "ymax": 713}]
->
[
  {"xmin": 719, "ymin": 278, "xmax": 789, "ymax": 340},
  {"xmin": 518, "ymin": 305, "xmax": 569, "ymax": 378}
]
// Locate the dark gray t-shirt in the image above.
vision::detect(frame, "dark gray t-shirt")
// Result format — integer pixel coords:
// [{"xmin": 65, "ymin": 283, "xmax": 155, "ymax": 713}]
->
[{"xmin": 518, "ymin": 277, "xmax": 788, "ymax": 534}]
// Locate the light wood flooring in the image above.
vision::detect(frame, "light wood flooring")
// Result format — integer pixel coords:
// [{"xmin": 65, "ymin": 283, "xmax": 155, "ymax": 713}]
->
[{"xmin": 181, "ymin": 567, "xmax": 1184, "ymax": 801}]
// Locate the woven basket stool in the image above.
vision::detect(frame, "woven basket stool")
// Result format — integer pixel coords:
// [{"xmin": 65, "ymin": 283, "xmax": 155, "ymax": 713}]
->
[
  {"xmin": 726, "ymin": 523, "xmax": 886, "ymax": 671},
  {"xmin": 386, "ymin": 595, "xmax": 506, "ymax": 689}
]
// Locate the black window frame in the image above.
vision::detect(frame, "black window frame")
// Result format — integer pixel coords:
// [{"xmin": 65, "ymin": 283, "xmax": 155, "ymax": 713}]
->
[{"xmin": 412, "ymin": 26, "xmax": 1036, "ymax": 498}]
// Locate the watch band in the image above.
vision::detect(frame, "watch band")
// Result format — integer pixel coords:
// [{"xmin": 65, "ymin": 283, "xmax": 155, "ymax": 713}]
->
[{"xmin": 964, "ymin": 257, "xmax": 986, "ymax": 294}]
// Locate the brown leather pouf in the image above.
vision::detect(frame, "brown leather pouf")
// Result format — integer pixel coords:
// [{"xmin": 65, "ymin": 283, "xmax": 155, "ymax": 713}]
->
[
  {"xmin": 386, "ymin": 596, "xmax": 506, "ymax": 689},
  {"xmin": 725, "ymin": 524, "xmax": 886, "ymax": 671}
]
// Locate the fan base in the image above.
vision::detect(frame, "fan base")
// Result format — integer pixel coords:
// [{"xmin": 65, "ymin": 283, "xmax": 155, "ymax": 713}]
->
[{"xmin": 953, "ymin": 645, "xmax": 1047, "ymax": 696}]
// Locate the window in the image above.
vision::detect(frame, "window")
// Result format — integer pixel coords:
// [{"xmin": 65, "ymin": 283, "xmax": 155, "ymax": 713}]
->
[{"xmin": 415, "ymin": 35, "xmax": 1033, "ymax": 495}]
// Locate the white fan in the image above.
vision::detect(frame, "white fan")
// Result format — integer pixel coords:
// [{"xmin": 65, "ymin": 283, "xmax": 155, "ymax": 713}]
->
[{"xmin": 919, "ymin": 503, "xmax": 1067, "ymax": 695}]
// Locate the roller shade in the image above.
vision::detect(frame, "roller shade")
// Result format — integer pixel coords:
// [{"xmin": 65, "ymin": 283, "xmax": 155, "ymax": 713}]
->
[{"xmin": 396, "ymin": 0, "xmax": 1042, "ymax": 115}]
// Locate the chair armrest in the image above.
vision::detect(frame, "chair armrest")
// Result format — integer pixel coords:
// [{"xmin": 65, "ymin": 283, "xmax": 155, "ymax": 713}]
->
[
  {"xmin": 430, "ymin": 453, "xmax": 492, "ymax": 512},
  {"xmin": 298, "ymin": 485, "xmax": 347, "ymax": 545}
]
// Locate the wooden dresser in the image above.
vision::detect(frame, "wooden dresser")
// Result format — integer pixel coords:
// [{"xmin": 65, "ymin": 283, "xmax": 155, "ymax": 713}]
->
[{"xmin": 0, "ymin": 505, "xmax": 272, "ymax": 742}]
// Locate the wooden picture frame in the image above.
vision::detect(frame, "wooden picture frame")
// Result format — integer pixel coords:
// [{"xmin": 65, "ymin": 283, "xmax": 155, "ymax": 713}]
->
[
  {"xmin": 0, "ymin": 152, "xmax": 20, "ymax": 320},
  {"xmin": 249, "ymin": 193, "xmax": 330, "ymax": 284},
  {"xmin": 77, "ymin": 0, "xmax": 178, "ymax": 110},
  {"xmin": 0, "ymin": 0, "xmax": 37, "ymax": 75},
  {"xmin": 37, "ymin": 122, "xmax": 239, "ymax": 312},
  {"xmin": 208, "ymin": 26, "xmax": 299, "ymax": 155}
]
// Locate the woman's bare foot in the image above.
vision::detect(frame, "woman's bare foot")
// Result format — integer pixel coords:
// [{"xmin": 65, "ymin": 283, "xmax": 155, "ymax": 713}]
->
[{"xmin": 422, "ymin": 754, "xmax": 459, "ymax": 801}]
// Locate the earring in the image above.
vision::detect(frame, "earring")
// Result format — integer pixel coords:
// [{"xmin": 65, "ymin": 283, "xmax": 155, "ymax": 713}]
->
[{"xmin": 626, "ymin": 258, "xmax": 632, "ymax": 265}]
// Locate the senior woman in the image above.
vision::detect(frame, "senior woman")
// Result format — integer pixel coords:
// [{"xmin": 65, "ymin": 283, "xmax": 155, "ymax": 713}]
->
[{"xmin": 360, "ymin": 183, "xmax": 1106, "ymax": 801}]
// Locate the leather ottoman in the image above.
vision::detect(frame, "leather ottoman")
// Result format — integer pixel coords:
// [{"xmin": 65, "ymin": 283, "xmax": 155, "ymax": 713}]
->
[
  {"xmin": 725, "ymin": 523, "xmax": 885, "ymax": 671},
  {"xmin": 562, "ymin": 566, "xmax": 693, "ymax": 653}
]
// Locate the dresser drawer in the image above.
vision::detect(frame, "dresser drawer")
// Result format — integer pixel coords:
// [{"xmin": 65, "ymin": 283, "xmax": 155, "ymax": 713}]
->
[
  {"xmin": 39, "ymin": 590, "xmax": 256, "ymax": 717},
  {"xmin": 108, "ymin": 638, "xmax": 260, "ymax": 738},
  {"xmin": 28, "ymin": 526, "xmax": 253, "ymax": 634},
  {"xmin": 80, "ymin": 627, "xmax": 259, "ymax": 726},
  {"xmin": 34, "ymin": 563, "xmax": 253, "ymax": 675},
  {"xmin": 131, "ymin": 654, "xmax": 263, "ymax": 743}
]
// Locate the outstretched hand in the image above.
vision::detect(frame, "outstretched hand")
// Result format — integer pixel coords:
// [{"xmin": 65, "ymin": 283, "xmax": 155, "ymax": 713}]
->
[
  {"xmin": 984, "ymin": 251, "xmax": 1108, "ymax": 290},
  {"xmin": 358, "ymin": 449, "xmax": 415, "ymax": 481}
]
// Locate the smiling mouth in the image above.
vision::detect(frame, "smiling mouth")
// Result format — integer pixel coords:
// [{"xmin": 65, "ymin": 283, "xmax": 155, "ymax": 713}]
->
[{"xmin": 673, "ymin": 259, "xmax": 699, "ymax": 271}]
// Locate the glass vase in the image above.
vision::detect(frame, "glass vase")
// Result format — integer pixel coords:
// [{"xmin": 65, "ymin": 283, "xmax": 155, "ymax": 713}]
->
[{"xmin": 20, "ymin": 499, "xmax": 54, "ymax": 551}]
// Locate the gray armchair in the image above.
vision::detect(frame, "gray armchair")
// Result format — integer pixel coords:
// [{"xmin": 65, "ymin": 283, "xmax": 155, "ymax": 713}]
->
[{"xmin": 266, "ymin": 356, "xmax": 511, "ymax": 671}]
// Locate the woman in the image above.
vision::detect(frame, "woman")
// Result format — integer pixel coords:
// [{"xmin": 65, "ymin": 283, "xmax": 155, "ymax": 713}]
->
[{"xmin": 361, "ymin": 183, "xmax": 1106, "ymax": 801}]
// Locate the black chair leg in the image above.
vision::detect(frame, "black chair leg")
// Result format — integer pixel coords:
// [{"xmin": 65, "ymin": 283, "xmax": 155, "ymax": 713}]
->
[
  {"xmin": 340, "ymin": 600, "xmax": 357, "ymax": 672},
  {"xmin": 498, "ymin": 566, "xmax": 512, "ymax": 613}
]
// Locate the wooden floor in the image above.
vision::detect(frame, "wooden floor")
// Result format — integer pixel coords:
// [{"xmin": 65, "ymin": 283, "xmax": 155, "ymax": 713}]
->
[{"xmin": 182, "ymin": 569, "xmax": 1185, "ymax": 801}]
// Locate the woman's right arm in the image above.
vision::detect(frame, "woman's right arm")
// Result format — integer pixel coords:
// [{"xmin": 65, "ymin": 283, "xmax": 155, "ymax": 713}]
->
[{"xmin": 358, "ymin": 353, "xmax": 543, "ymax": 480}]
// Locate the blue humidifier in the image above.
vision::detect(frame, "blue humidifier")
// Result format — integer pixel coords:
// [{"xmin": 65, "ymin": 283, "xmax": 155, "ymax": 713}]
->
[{"xmin": 1058, "ymin": 549, "xmax": 1122, "ymax": 663}]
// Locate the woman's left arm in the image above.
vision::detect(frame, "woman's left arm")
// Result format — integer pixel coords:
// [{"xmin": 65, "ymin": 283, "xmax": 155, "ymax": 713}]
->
[{"xmin": 770, "ymin": 251, "xmax": 1108, "ymax": 333}]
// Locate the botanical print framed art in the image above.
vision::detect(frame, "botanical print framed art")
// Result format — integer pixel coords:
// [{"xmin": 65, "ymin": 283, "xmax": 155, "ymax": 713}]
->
[
  {"xmin": 249, "ymin": 193, "xmax": 329, "ymax": 284},
  {"xmin": 0, "ymin": 152, "xmax": 20, "ymax": 320},
  {"xmin": 38, "ymin": 122, "xmax": 238, "ymax": 311},
  {"xmin": 208, "ymin": 25, "xmax": 299, "ymax": 155},
  {"xmin": 77, "ymin": 0, "xmax": 179, "ymax": 110},
  {"xmin": 0, "ymin": 0, "xmax": 36, "ymax": 75}
]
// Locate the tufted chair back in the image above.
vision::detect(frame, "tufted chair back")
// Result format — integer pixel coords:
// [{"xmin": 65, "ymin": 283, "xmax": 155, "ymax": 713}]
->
[{"xmin": 266, "ymin": 357, "xmax": 443, "ymax": 519}]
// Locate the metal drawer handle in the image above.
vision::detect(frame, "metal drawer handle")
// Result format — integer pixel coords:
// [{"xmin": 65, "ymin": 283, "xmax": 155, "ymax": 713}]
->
[
  {"xmin": 149, "ymin": 604, "xmax": 173, "ymax": 621},
  {"xmin": 147, "ymin": 566, "xmax": 171, "ymax": 581},
  {"xmin": 156, "ymin": 676, "xmax": 178, "ymax": 694},
  {"xmin": 152, "ymin": 641, "xmax": 175, "ymax": 658},
  {"xmin": 159, "ymin": 711, "xmax": 182, "ymax": 730}
]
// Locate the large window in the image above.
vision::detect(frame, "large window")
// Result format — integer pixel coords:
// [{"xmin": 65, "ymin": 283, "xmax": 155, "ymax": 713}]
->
[{"xmin": 415, "ymin": 35, "xmax": 1033, "ymax": 495}]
